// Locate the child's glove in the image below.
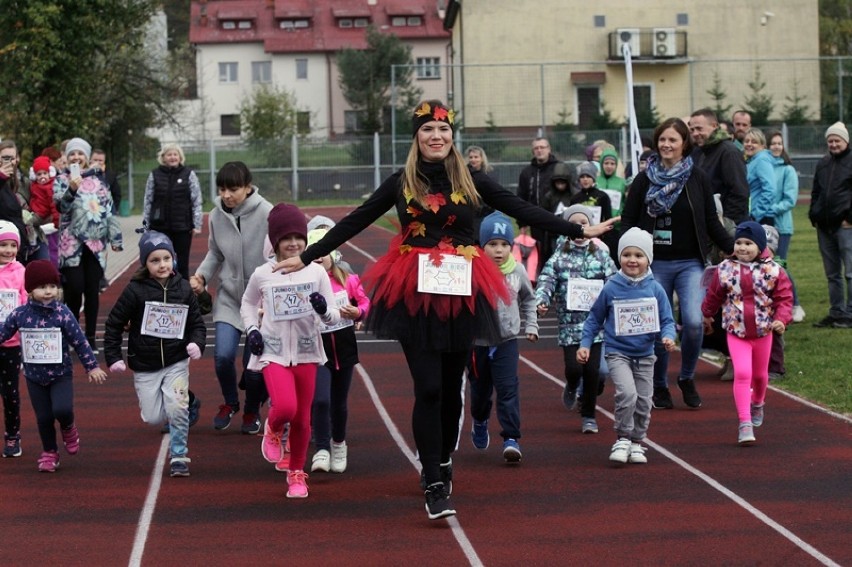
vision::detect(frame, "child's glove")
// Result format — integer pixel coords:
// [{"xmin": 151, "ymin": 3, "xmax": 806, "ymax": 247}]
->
[
  {"xmin": 186, "ymin": 343, "xmax": 202, "ymax": 360},
  {"xmin": 309, "ymin": 292, "xmax": 327, "ymax": 315},
  {"xmin": 247, "ymin": 329, "xmax": 264, "ymax": 355},
  {"xmin": 109, "ymin": 361, "xmax": 127, "ymax": 373}
]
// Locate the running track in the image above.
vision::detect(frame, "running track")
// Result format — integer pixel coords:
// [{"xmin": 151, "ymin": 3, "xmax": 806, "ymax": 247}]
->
[{"xmin": 1, "ymin": 206, "xmax": 849, "ymax": 566}]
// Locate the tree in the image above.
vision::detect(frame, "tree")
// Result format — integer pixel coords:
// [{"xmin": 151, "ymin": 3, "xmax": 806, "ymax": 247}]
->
[
  {"xmin": 0, "ymin": 1, "xmax": 181, "ymax": 164},
  {"xmin": 239, "ymin": 85, "xmax": 303, "ymax": 166},
  {"xmin": 336, "ymin": 26, "xmax": 422, "ymax": 134},
  {"xmin": 743, "ymin": 66, "xmax": 775, "ymax": 126},
  {"xmin": 706, "ymin": 71, "xmax": 733, "ymax": 121},
  {"xmin": 477, "ymin": 112, "xmax": 509, "ymax": 160},
  {"xmin": 591, "ymin": 101, "xmax": 621, "ymax": 130},
  {"xmin": 781, "ymin": 79, "xmax": 813, "ymax": 125}
]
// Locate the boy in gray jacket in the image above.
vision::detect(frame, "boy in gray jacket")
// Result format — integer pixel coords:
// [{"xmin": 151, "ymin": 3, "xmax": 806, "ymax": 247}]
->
[{"xmin": 468, "ymin": 212, "xmax": 538, "ymax": 463}]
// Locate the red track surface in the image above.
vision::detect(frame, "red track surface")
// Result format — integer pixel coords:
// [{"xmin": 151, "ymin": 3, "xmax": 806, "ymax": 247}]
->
[{"xmin": 2, "ymin": 206, "xmax": 849, "ymax": 566}]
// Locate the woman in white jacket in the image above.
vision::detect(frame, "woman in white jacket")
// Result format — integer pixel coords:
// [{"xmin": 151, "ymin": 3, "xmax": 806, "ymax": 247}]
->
[{"xmin": 240, "ymin": 203, "xmax": 339, "ymax": 499}]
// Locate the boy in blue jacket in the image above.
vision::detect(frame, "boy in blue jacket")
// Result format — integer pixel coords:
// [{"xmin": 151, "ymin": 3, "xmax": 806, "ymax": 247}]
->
[{"xmin": 578, "ymin": 228, "xmax": 676, "ymax": 465}]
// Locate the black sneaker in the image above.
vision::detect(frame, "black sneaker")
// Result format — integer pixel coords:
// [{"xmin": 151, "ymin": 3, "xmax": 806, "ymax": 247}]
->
[
  {"xmin": 419, "ymin": 460, "xmax": 453, "ymax": 494},
  {"xmin": 813, "ymin": 315, "xmax": 838, "ymax": 328},
  {"xmin": 832, "ymin": 317, "xmax": 852, "ymax": 329},
  {"xmin": 562, "ymin": 385, "xmax": 578, "ymax": 410},
  {"xmin": 678, "ymin": 378, "xmax": 702, "ymax": 408},
  {"xmin": 213, "ymin": 404, "xmax": 237, "ymax": 430},
  {"xmin": 424, "ymin": 482, "xmax": 456, "ymax": 520},
  {"xmin": 169, "ymin": 459, "xmax": 190, "ymax": 477},
  {"xmin": 652, "ymin": 387, "xmax": 674, "ymax": 409}
]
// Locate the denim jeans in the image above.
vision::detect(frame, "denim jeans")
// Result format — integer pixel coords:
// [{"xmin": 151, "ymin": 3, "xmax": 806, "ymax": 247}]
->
[
  {"xmin": 649, "ymin": 258, "xmax": 705, "ymax": 387},
  {"xmin": 817, "ymin": 226, "xmax": 852, "ymax": 318},
  {"xmin": 469, "ymin": 340, "xmax": 521, "ymax": 440},
  {"xmin": 214, "ymin": 322, "xmax": 248, "ymax": 409}
]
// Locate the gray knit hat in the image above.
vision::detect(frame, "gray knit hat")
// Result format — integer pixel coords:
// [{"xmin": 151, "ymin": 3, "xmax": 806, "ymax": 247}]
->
[
  {"xmin": 562, "ymin": 204, "xmax": 597, "ymax": 225},
  {"xmin": 618, "ymin": 227, "xmax": 654, "ymax": 264},
  {"xmin": 576, "ymin": 161, "xmax": 598, "ymax": 180}
]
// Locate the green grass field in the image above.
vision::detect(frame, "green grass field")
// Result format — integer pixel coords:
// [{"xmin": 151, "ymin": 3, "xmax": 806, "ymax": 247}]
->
[{"xmin": 773, "ymin": 206, "xmax": 851, "ymax": 416}]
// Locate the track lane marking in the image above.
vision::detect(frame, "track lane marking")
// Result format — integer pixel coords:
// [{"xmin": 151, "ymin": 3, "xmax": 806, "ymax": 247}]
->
[
  {"xmin": 129, "ymin": 437, "xmax": 169, "ymax": 567},
  {"xmin": 520, "ymin": 354, "xmax": 843, "ymax": 567}
]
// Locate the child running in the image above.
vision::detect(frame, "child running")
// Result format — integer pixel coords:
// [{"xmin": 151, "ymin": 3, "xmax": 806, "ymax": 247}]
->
[
  {"xmin": 241, "ymin": 204, "xmax": 340, "ymax": 498},
  {"xmin": 308, "ymin": 227, "xmax": 370, "ymax": 474},
  {"xmin": 535, "ymin": 205, "xmax": 617, "ymax": 434},
  {"xmin": 104, "ymin": 231, "xmax": 206, "ymax": 477},
  {"xmin": 0, "ymin": 222, "xmax": 28, "ymax": 458},
  {"xmin": 468, "ymin": 212, "xmax": 538, "ymax": 463},
  {"xmin": 701, "ymin": 221, "xmax": 792, "ymax": 445},
  {"xmin": 0, "ymin": 260, "xmax": 106, "ymax": 472},
  {"xmin": 578, "ymin": 228, "xmax": 676, "ymax": 464}
]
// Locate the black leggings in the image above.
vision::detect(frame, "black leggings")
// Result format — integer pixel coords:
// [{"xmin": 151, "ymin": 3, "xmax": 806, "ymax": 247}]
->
[
  {"xmin": 0, "ymin": 347, "xmax": 21, "ymax": 439},
  {"xmin": 399, "ymin": 341, "xmax": 468, "ymax": 486},
  {"xmin": 25, "ymin": 374, "xmax": 74, "ymax": 453},
  {"xmin": 162, "ymin": 229, "xmax": 193, "ymax": 280},
  {"xmin": 61, "ymin": 247, "xmax": 104, "ymax": 339}
]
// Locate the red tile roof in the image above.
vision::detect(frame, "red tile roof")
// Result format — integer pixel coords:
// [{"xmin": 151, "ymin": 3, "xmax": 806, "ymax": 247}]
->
[{"xmin": 190, "ymin": 0, "xmax": 449, "ymax": 53}]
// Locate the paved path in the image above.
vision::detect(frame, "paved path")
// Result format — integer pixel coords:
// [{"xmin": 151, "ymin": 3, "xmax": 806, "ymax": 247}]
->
[{"xmin": 105, "ymin": 214, "xmax": 145, "ymax": 282}]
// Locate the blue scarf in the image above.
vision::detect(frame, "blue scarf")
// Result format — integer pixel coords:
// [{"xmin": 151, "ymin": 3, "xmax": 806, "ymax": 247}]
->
[{"xmin": 644, "ymin": 154, "xmax": 693, "ymax": 217}]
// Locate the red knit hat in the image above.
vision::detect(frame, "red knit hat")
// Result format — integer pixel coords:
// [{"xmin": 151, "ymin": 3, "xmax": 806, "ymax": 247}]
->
[
  {"xmin": 32, "ymin": 156, "xmax": 52, "ymax": 173},
  {"xmin": 267, "ymin": 204, "xmax": 307, "ymax": 248},
  {"xmin": 25, "ymin": 260, "xmax": 61, "ymax": 293}
]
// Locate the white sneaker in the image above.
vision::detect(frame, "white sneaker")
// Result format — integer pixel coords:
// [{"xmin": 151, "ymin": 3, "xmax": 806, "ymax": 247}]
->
[
  {"xmin": 738, "ymin": 422, "xmax": 756, "ymax": 445},
  {"xmin": 792, "ymin": 305, "xmax": 806, "ymax": 323},
  {"xmin": 311, "ymin": 449, "xmax": 330, "ymax": 472},
  {"xmin": 628, "ymin": 442, "xmax": 648, "ymax": 464},
  {"xmin": 609, "ymin": 438, "xmax": 630, "ymax": 464},
  {"xmin": 330, "ymin": 441, "xmax": 348, "ymax": 473}
]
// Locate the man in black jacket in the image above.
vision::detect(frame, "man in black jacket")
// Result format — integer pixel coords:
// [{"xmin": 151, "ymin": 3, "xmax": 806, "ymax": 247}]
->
[
  {"xmin": 810, "ymin": 122, "xmax": 852, "ymax": 329},
  {"xmin": 689, "ymin": 108, "xmax": 749, "ymax": 224},
  {"xmin": 517, "ymin": 137, "xmax": 562, "ymax": 274}
]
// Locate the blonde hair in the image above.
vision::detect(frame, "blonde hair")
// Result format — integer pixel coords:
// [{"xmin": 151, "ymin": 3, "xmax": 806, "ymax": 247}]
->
[
  {"xmin": 402, "ymin": 140, "xmax": 480, "ymax": 208},
  {"xmin": 465, "ymin": 145, "xmax": 493, "ymax": 173},
  {"xmin": 157, "ymin": 143, "xmax": 186, "ymax": 166},
  {"xmin": 744, "ymin": 127, "xmax": 766, "ymax": 147}
]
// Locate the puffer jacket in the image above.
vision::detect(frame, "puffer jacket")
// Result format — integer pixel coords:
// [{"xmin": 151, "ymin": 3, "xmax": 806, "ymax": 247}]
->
[{"xmin": 103, "ymin": 274, "xmax": 207, "ymax": 372}]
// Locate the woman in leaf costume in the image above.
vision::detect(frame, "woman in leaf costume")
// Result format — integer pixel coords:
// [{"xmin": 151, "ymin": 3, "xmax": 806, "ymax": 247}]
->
[{"xmin": 277, "ymin": 100, "xmax": 616, "ymax": 520}]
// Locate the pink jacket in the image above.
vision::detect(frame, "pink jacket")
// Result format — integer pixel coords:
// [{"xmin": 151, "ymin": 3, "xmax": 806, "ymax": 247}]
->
[
  {"xmin": 0, "ymin": 260, "xmax": 27, "ymax": 347},
  {"xmin": 240, "ymin": 258, "xmax": 340, "ymax": 370}
]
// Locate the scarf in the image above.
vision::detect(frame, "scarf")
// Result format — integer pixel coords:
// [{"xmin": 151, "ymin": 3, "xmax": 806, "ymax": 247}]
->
[
  {"xmin": 644, "ymin": 154, "xmax": 693, "ymax": 217},
  {"xmin": 499, "ymin": 254, "xmax": 516, "ymax": 275}
]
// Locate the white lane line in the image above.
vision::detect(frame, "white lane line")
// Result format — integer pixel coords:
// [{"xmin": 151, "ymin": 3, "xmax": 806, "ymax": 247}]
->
[
  {"xmin": 128, "ymin": 436, "xmax": 170, "ymax": 567},
  {"xmin": 520, "ymin": 354, "xmax": 843, "ymax": 567},
  {"xmin": 355, "ymin": 364, "xmax": 484, "ymax": 567}
]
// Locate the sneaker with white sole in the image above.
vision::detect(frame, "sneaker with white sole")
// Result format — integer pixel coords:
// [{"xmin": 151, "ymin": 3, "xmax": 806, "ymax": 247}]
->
[
  {"xmin": 581, "ymin": 418, "xmax": 599, "ymax": 434},
  {"xmin": 424, "ymin": 482, "xmax": 455, "ymax": 520},
  {"xmin": 792, "ymin": 305, "xmax": 805, "ymax": 323},
  {"xmin": 311, "ymin": 449, "xmax": 330, "ymax": 472},
  {"xmin": 471, "ymin": 419, "xmax": 489, "ymax": 450},
  {"xmin": 628, "ymin": 442, "xmax": 648, "ymax": 464},
  {"xmin": 61, "ymin": 424, "xmax": 80, "ymax": 455},
  {"xmin": 751, "ymin": 403, "xmax": 765, "ymax": 427},
  {"xmin": 169, "ymin": 458, "xmax": 191, "ymax": 477},
  {"xmin": 330, "ymin": 441, "xmax": 347, "ymax": 473},
  {"xmin": 738, "ymin": 422, "xmax": 756, "ymax": 445},
  {"xmin": 261, "ymin": 419, "xmax": 285, "ymax": 463},
  {"xmin": 502, "ymin": 438, "xmax": 522, "ymax": 463},
  {"xmin": 609, "ymin": 438, "xmax": 631, "ymax": 464},
  {"xmin": 38, "ymin": 450, "xmax": 60, "ymax": 472},
  {"xmin": 286, "ymin": 470, "xmax": 309, "ymax": 498},
  {"xmin": 3, "ymin": 435, "xmax": 21, "ymax": 458}
]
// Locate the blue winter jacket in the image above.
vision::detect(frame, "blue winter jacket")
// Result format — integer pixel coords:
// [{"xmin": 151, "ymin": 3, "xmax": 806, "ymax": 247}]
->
[
  {"xmin": 771, "ymin": 156, "xmax": 798, "ymax": 236},
  {"xmin": 746, "ymin": 149, "xmax": 776, "ymax": 224}
]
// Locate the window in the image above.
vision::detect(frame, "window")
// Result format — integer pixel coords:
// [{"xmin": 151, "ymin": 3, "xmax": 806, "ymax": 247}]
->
[
  {"xmin": 296, "ymin": 58, "xmax": 308, "ymax": 80},
  {"xmin": 633, "ymin": 85, "xmax": 656, "ymax": 128},
  {"xmin": 576, "ymin": 86, "xmax": 600, "ymax": 129},
  {"xmin": 407, "ymin": 16, "xmax": 421, "ymax": 26},
  {"xmin": 594, "ymin": 15, "xmax": 605, "ymax": 28},
  {"xmin": 392, "ymin": 16, "xmax": 406, "ymax": 26},
  {"xmin": 222, "ymin": 21, "xmax": 236, "ymax": 30},
  {"xmin": 392, "ymin": 15, "xmax": 423, "ymax": 26},
  {"xmin": 676, "ymin": 13, "xmax": 689, "ymax": 25},
  {"xmin": 344, "ymin": 110, "xmax": 364, "ymax": 133},
  {"xmin": 297, "ymin": 112, "xmax": 311, "ymax": 134},
  {"xmin": 279, "ymin": 19, "xmax": 309, "ymax": 30},
  {"xmin": 415, "ymin": 57, "xmax": 441, "ymax": 80},
  {"xmin": 354, "ymin": 18, "xmax": 369, "ymax": 27},
  {"xmin": 338, "ymin": 18, "xmax": 352, "ymax": 28},
  {"xmin": 221, "ymin": 114, "xmax": 240, "ymax": 136},
  {"xmin": 238, "ymin": 20, "xmax": 252, "ymax": 29},
  {"xmin": 219, "ymin": 62, "xmax": 238, "ymax": 83},
  {"xmin": 251, "ymin": 61, "xmax": 271, "ymax": 84}
]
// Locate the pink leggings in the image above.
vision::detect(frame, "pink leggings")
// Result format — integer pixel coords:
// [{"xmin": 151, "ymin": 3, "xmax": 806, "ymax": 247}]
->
[
  {"xmin": 726, "ymin": 333, "xmax": 772, "ymax": 423},
  {"xmin": 262, "ymin": 362, "xmax": 317, "ymax": 472}
]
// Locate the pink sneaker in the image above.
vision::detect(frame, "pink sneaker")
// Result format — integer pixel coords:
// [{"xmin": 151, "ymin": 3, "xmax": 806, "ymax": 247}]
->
[
  {"xmin": 61, "ymin": 425, "xmax": 80, "ymax": 455},
  {"xmin": 38, "ymin": 451, "xmax": 60, "ymax": 472},
  {"xmin": 286, "ymin": 470, "xmax": 309, "ymax": 498},
  {"xmin": 275, "ymin": 452, "xmax": 291, "ymax": 473},
  {"xmin": 261, "ymin": 419, "xmax": 284, "ymax": 463}
]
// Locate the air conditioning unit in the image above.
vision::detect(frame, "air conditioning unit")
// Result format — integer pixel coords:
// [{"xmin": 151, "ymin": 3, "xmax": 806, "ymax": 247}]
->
[
  {"xmin": 653, "ymin": 28, "xmax": 676, "ymax": 57},
  {"xmin": 616, "ymin": 28, "xmax": 641, "ymax": 57}
]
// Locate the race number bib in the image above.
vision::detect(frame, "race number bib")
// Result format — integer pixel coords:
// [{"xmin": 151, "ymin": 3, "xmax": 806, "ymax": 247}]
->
[
  {"xmin": 417, "ymin": 254, "xmax": 472, "ymax": 296},
  {"xmin": 613, "ymin": 298, "xmax": 660, "ymax": 336},
  {"xmin": 602, "ymin": 189, "xmax": 622, "ymax": 212},
  {"xmin": 320, "ymin": 290, "xmax": 354, "ymax": 333},
  {"xmin": 21, "ymin": 328, "xmax": 63, "ymax": 364},
  {"xmin": 0, "ymin": 289, "xmax": 18, "ymax": 321},
  {"xmin": 265, "ymin": 282, "xmax": 314, "ymax": 321},
  {"xmin": 566, "ymin": 278, "xmax": 604, "ymax": 312},
  {"xmin": 142, "ymin": 302, "xmax": 189, "ymax": 339}
]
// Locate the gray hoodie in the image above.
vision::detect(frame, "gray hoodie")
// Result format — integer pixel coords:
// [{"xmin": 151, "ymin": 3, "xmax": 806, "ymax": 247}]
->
[{"xmin": 474, "ymin": 263, "xmax": 539, "ymax": 346}]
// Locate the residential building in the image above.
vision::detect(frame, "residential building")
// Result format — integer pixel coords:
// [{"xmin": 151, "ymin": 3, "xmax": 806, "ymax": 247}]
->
[{"xmin": 186, "ymin": 0, "xmax": 451, "ymax": 141}]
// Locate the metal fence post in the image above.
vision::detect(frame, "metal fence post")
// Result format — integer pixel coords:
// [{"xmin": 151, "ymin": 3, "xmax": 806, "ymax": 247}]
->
[
  {"xmin": 373, "ymin": 132, "xmax": 381, "ymax": 190},
  {"xmin": 208, "ymin": 139, "xmax": 217, "ymax": 202},
  {"xmin": 127, "ymin": 136, "xmax": 134, "ymax": 213},
  {"xmin": 292, "ymin": 134, "xmax": 299, "ymax": 202}
]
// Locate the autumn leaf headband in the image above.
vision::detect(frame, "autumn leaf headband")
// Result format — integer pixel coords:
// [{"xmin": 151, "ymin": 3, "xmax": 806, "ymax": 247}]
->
[{"xmin": 411, "ymin": 100, "xmax": 456, "ymax": 137}]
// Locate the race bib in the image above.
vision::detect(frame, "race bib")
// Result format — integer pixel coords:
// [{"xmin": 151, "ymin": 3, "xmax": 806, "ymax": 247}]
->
[
  {"xmin": 566, "ymin": 278, "xmax": 604, "ymax": 312},
  {"xmin": 264, "ymin": 282, "xmax": 315, "ymax": 321},
  {"xmin": 142, "ymin": 302, "xmax": 189, "ymax": 339},
  {"xmin": 21, "ymin": 328, "xmax": 63, "ymax": 364},
  {"xmin": 417, "ymin": 254, "xmax": 472, "ymax": 296},
  {"xmin": 602, "ymin": 189, "xmax": 622, "ymax": 212},
  {"xmin": 320, "ymin": 290, "xmax": 354, "ymax": 333},
  {"xmin": 613, "ymin": 298, "xmax": 660, "ymax": 336},
  {"xmin": 0, "ymin": 289, "xmax": 18, "ymax": 322}
]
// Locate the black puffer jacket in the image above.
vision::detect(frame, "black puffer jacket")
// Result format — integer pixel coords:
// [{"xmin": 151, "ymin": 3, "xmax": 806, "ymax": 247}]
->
[
  {"xmin": 809, "ymin": 147, "xmax": 852, "ymax": 230},
  {"xmin": 103, "ymin": 273, "xmax": 207, "ymax": 372}
]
